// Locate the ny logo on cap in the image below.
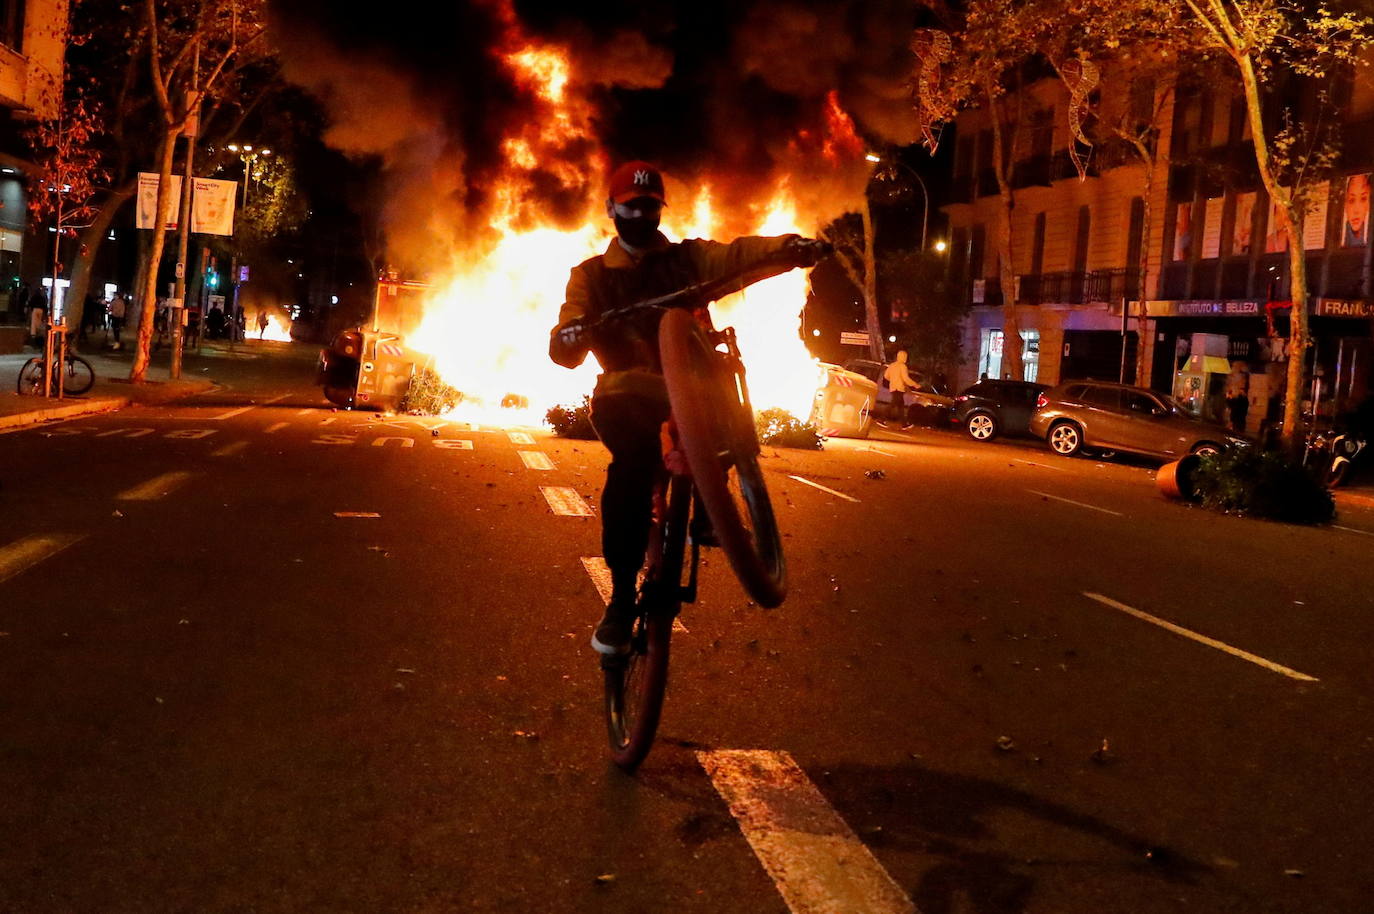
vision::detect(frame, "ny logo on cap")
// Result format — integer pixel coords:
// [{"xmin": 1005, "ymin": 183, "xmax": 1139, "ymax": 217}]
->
[{"xmin": 633, "ymin": 169, "xmax": 652, "ymax": 186}]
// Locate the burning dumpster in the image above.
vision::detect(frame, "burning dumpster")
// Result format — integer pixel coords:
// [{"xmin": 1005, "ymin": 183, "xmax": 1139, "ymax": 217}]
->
[
  {"xmin": 810, "ymin": 363, "xmax": 877, "ymax": 439},
  {"xmin": 318, "ymin": 329, "xmax": 417, "ymax": 411}
]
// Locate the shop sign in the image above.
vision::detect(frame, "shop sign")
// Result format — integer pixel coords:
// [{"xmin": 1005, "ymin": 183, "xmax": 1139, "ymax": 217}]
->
[
  {"xmin": 1315, "ymin": 298, "xmax": 1374, "ymax": 318},
  {"xmin": 1148, "ymin": 299, "xmax": 1264, "ymax": 317}
]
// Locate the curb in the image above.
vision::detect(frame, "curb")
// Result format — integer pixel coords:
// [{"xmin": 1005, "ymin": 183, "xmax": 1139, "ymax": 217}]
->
[{"xmin": 0, "ymin": 396, "xmax": 130, "ymax": 431}]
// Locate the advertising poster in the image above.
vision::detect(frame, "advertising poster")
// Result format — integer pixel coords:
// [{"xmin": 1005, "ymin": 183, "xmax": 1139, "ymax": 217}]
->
[
  {"xmin": 1265, "ymin": 195, "xmax": 1290, "ymax": 253},
  {"xmin": 136, "ymin": 172, "xmax": 182, "ymax": 230},
  {"xmin": 1303, "ymin": 181, "xmax": 1329, "ymax": 250},
  {"xmin": 191, "ymin": 178, "xmax": 237, "ymax": 236},
  {"xmin": 1202, "ymin": 197, "xmax": 1223, "ymax": 259},
  {"xmin": 1233, "ymin": 191, "xmax": 1256, "ymax": 255},
  {"xmin": 1343, "ymin": 173, "xmax": 1370, "ymax": 247},
  {"xmin": 1173, "ymin": 202, "xmax": 1192, "ymax": 261}
]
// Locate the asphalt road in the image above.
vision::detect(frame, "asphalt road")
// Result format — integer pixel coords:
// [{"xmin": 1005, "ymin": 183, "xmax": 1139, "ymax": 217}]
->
[{"xmin": 1, "ymin": 346, "xmax": 1371, "ymax": 913}]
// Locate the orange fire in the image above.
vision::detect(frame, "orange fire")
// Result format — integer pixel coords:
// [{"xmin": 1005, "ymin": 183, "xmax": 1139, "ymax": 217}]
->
[
  {"xmin": 404, "ymin": 19, "xmax": 857, "ymax": 427},
  {"xmin": 254, "ymin": 310, "xmax": 293, "ymax": 342}
]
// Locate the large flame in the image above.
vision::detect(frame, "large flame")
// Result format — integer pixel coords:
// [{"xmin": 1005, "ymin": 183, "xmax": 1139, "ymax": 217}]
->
[{"xmin": 403, "ymin": 15, "xmax": 847, "ymax": 426}]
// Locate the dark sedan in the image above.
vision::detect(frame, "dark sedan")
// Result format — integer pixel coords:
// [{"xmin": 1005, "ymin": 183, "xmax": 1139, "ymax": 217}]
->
[{"xmin": 952, "ymin": 379, "xmax": 1049, "ymax": 441}]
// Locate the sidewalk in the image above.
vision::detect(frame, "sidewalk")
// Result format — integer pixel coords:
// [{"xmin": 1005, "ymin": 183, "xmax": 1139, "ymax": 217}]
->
[{"xmin": 0, "ymin": 337, "xmax": 235, "ymax": 431}]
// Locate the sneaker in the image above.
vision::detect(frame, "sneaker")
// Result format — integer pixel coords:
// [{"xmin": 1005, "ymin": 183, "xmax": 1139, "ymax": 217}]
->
[
  {"xmin": 875, "ymin": 419, "xmax": 889, "ymax": 428},
  {"xmin": 592, "ymin": 603, "xmax": 636, "ymax": 655},
  {"xmin": 901, "ymin": 423, "xmax": 915, "ymax": 430}
]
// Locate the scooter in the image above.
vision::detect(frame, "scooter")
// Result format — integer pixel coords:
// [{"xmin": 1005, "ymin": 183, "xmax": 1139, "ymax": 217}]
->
[{"xmin": 1304, "ymin": 426, "xmax": 1368, "ymax": 487}]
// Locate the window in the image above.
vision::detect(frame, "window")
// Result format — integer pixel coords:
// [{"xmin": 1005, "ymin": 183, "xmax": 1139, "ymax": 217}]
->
[
  {"xmin": 1082, "ymin": 386, "xmax": 1121, "ymax": 408},
  {"xmin": 1123, "ymin": 391, "xmax": 1162, "ymax": 414},
  {"xmin": 979, "ymin": 329, "xmax": 1040, "ymax": 382},
  {"xmin": 0, "ymin": 0, "xmax": 23, "ymax": 52}
]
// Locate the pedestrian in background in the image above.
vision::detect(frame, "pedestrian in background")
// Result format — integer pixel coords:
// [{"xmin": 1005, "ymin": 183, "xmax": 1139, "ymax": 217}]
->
[
  {"xmin": 110, "ymin": 293, "xmax": 127, "ymax": 349},
  {"xmin": 1225, "ymin": 360, "xmax": 1250, "ymax": 433},
  {"xmin": 257, "ymin": 310, "xmax": 269, "ymax": 339},
  {"xmin": 27, "ymin": 286, "xmax": 48, "ymax": 347}
]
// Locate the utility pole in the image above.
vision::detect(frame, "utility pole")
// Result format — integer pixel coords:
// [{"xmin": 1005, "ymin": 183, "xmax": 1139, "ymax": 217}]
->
[{"xmin": 171, "ymin": 41, "xmax": 199, "ymax": 380}]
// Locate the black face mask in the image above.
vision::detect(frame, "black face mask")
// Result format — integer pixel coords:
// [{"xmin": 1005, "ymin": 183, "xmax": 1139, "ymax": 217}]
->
[{"xmin": 614, "ymin": 212, "xmax": 661, "ymax": 249}]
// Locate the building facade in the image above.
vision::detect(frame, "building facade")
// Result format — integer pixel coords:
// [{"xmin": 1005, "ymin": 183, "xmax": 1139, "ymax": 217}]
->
[
  {"xmin": 942, "ymin": 57, "xmax": 1373, "ymax": 433},
  {"xmin": 0, "ymin": 0, "xmax": 69, "ymax": 323}
]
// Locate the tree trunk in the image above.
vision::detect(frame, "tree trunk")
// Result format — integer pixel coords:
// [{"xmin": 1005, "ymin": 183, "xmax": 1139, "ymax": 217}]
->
[
  {"xmin": 988, "ymin": 97, "xmax": 1024, "ymax": 381},
  {"xmin": 1234, "ymin": 52, "xmax": 1307, "ymax": 453},
  {"xmin": 65, "ymin": 186, "xmax": 135, "ymax": 353},
  {"xmin": 861, "ymin": 198, "xmax": 882, "ymax": 363},
  {"xmin": 130, "ymin": 129, "xmax": 178, "ymax": 382},
  {"xmin": 1136, "ymin": 156, "xmax": 1156, "ymax": 387}
]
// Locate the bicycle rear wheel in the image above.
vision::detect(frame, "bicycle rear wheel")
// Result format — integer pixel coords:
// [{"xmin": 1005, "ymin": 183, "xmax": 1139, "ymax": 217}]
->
[
  {"xmin": 659, "ymin": 308, "xmax": 786, "ymax": 608},
  {"xmin": 63, "ymin": 356, "xmax": 95, "ymax": 395},
  {"xmin": 16, "ymin": 358, "xmax": 45, "ymax": 395},
  {"xmin": 603, "ymin": 473, "xmax": 690, "ymax": 771}
]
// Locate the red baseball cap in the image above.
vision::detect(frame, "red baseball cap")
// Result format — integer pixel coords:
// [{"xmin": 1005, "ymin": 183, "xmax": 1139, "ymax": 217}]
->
[{"xmin": 607, "ymin": 160, "xmax": 667, "ymax": 205}]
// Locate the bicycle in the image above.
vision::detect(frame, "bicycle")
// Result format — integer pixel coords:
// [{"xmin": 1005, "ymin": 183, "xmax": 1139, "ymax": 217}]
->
[
  {"xmin": 17, "ymin": 331, "xmax": 95, "ymax": 397},
  {"xmin": 589, "ymin": 264, "xmax": 794, "ymax": 771}
]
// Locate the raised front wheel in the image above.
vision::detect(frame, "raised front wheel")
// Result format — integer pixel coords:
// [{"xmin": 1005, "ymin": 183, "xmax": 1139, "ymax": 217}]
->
[{"xmin": 658, "ymin": 308, "xmax": 786, "ymax": 608}]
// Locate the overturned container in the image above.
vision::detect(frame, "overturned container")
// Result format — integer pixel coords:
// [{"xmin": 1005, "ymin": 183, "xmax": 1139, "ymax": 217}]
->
[{"xmin": 810, "ymin": 363, "xmax": 877, "ymax": 439}]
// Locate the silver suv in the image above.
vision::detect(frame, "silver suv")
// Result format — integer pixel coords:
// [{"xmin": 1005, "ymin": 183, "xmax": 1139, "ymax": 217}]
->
[{"xmin": 1030, "ymin": 380, "xmax": 1249, "ymax": 460}]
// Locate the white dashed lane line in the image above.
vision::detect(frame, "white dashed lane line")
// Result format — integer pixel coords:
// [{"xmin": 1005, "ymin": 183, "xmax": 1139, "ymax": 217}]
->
[
  {"xmin": 1083, "ymin": 592, "xmax": 1319, "ymax": 682},
  {"xmin": 699, "ymin": 749, "xmax": 916, "ymax": 914},
  {"xmin": 541, "ymin": 486, "xmax": 594, "ymax": 516},
  {"xmin": 518, "ymin": 450, "xmax": 555, "ymax": 470},
  {"xmin": 116, "ymin": 471, "xmax": 198, "ymax": 502},
  {"xmin": 786, "ymin": 475, "xmax": 860, "ymax": 503},
  {"xmin": 1027, "ymin": 489, "xmax": 1123, "ymax": 516},
  {"xmin": 0, "ymin": 534, "xmax": 87, "ymax": 585},
  {"xmin": 264, "ymin": 422, "xmax": 289, "ymax": 433},
  {"xmin": 1333, "ymin": 524, "xmax": 1374, "ymax": 537},
  {"xmin": 209, "ymin": 394, "xmax": 286, "ymax": 420},
  {"xmin": 507, "ymin": 431, "xmax": 535, "ymax": 445},
  {"xmin": 581, "ymin": 556, "xmax": 688, "ymax": 633},
  {"xmin": 1015, "ymin": 459, "xmax": 1066, "ymax": 471}
]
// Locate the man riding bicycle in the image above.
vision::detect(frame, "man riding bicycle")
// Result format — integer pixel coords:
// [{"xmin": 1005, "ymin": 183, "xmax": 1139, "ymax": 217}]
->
[{"xmin": 549, "ymin": 160, "xmax": 829, "ymax": 655}]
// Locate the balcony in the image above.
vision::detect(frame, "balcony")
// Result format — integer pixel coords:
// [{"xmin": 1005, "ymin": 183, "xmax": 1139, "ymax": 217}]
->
[{"xmin": 1016, "ymin": 269, "xmax": 1142, "ymax": 305}]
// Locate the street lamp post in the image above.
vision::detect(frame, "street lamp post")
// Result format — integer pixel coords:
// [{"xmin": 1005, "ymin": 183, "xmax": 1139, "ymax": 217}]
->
[
  {"xmin": 866, "ymin": 152, "xmax": 929, "ymax": 251},
  {"xmin": 226, "ymin": 143, "xmax": 272, "ymax": 208}
]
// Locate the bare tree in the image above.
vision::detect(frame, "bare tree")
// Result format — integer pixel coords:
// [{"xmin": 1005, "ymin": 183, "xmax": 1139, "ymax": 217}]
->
[{"xmin": 129, "ymin": 0, "xmax": 268, "ymax": 383}]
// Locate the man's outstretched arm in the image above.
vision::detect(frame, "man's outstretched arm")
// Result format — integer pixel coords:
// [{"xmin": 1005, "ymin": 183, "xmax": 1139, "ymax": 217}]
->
[{"xmin": 686, "ymin": 235, "xmax": 830, "ymax": 287}]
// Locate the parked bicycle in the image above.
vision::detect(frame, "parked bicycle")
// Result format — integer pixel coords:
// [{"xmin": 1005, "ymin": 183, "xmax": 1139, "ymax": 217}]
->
[
  {"xmin": 17, "ymin": 327, "xmax": 95, "ymax": 396},
  {"xmin": 587, "ymin": 263, "xmax": 794, "ymax": 771}
]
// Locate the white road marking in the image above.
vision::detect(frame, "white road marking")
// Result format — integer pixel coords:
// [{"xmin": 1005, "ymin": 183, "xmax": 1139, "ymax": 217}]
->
[
  {"xmin": 211, "ymin": 440, "xmax": 248, "ymax": 457},
  {"xmin": 371, "ymin": 436, "xmax": 414, "ymax": 448},
  {"xmin": 508, "ymin": 431, "xmax": 535, "ymax": 445},
  {"xmin": 1016, "ymin": 459, "xmax": 1066, "ymax": 472},
  {"xmin": 96, "ymin": 428, "xmax": 155, "ymax": 438},
  {"xmin": 210, "ymin": 395, "xmax": 285, "ymax": 420},
  {"xmin": 264, "ymin": 422, "xmax": 289, "ymax": 433},
  {"xmin": 541, "ymin": 486, "xmax": 594, "ymax": 516},
  {"xmin": 0, "ymin": 534, "xmax": 86, "ymax": 585},
  {"xmin": 165, "ymin": 429, "xmax": 217, "ymax": 440},
  {"xmin": 787, "ymin": 475, "xmax": 860, "ymax": 503},
  {"xmin": 296, "ymin": 409, "xmax": 313, "ymax": 416},
  {"xmin": 1333, "ymin": 525, "xmax": 1374, "ymax": 537},
  {"xmin": 699, "ymin": 749, "xmax": 916, "ymax": 914},
  {"xmin": 519, "ymin": 450, "xmax": 555, "ymax": 470},
  {"xmin": 117, "ymin": 471, "xmax": 197, "ymax": 501},
  {"xmin": 312, "ymin": 435, "xmax": 356, "ymax": 446},
  {"xmin": 1027, "ymin": 489, "xmax": 1123, "ymax": 516},
  {"xmin": 862, "ymin": 446, "xmax": 897, "ymax": 457},
  {"xmin": 1083, "ymin": 592, "xmax": 1318, "ymax": 682},
  {"xmin": 334, "ymin": 511, "xmax": 381, "ymax": 518},
  {"xmin": 320, "ymin": 417, "xmax": 336, "ymax": 425},
  {"xmin": 433, "ymin": 439, "xmax": 474, "ymax": 450},
  {"xmin": 581, "ymin": 556, "xmax": 687, "ymax": 633}
]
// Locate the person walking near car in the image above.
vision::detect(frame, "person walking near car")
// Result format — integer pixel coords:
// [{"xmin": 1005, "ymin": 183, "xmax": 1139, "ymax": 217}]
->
[
  {"xmin": 27, "ymin": 286, "xmax": 48, "ymax": 347},
  {"xmin": 1225, "ymin": 360, "xmax": 1250, "ymax": 433},
  {"xmin": 879, "ymin": 349, "xmax": 917, "ymax": 428}
]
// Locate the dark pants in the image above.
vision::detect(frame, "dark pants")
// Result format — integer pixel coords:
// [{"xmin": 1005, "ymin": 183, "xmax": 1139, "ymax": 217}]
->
[
  {"xmin": 590, "ymin": 392, "xmax": 671, "ymax": 606},
  {"xmin": 1227, "ymin": 396, "xmax": 1248, "ymax": 432}
]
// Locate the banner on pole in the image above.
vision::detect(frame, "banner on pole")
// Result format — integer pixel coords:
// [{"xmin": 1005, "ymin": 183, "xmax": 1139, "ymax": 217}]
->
[
  {"xmin": 191, "ymin": 178, "xmax": 237, "ymax": 236},
  {"xmin": 136, "ymin": 174, "xmax": 237, "ymax": 235},
  {"xmin": 137, "ymin": 173, "xmax": 182, "ymax": 230}
]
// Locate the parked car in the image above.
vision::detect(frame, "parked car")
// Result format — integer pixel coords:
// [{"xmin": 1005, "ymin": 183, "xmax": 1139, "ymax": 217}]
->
[
  {"xmin": 953, "ymin": 379, "xmax": 1049, "ymax": 441},
  {"xmin": 842, "ymin": 358, "xmax": 955, "ymax": 426},
  {"xmin": 1030, "ymin": 380, "xmax": 1249, "ymax": 460}
]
